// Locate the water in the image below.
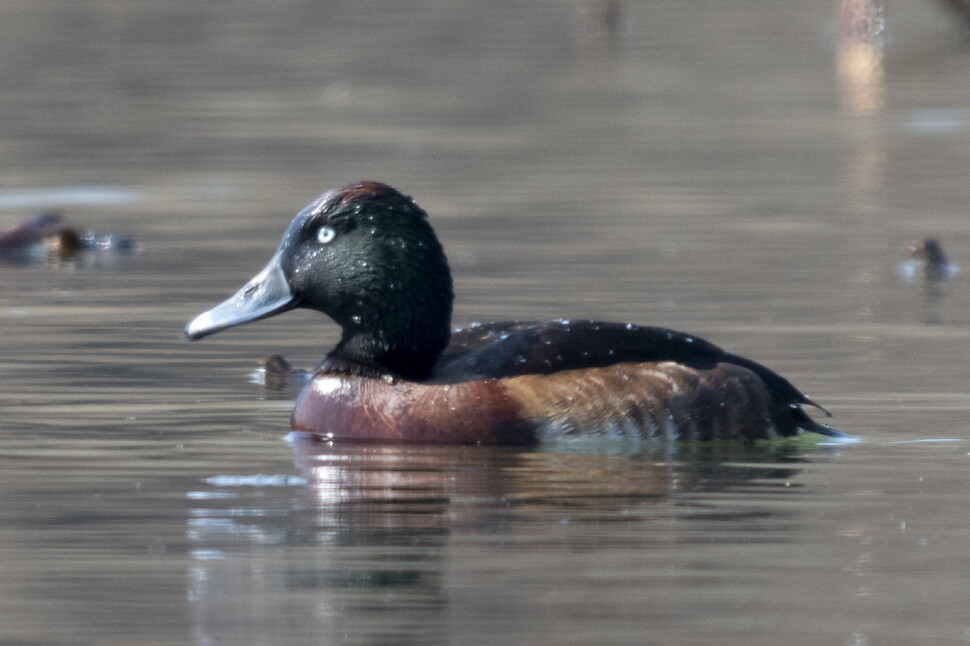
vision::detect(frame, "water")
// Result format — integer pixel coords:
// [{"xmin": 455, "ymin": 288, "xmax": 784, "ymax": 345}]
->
[{"xmin": 2, "ymin": 1, "xmax": 970, "ymax": 644}]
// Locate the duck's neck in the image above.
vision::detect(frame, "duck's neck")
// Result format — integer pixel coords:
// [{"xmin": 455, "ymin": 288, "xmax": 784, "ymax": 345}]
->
[{"xmin": 321, "ymin": 313, "xmax": 452, "ymax": 381}]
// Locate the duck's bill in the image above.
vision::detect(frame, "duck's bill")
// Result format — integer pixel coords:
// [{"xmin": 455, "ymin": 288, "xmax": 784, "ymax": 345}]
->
[{"xmin": 185, "ymin": 253, "xmax": 297, "ymax": 340}]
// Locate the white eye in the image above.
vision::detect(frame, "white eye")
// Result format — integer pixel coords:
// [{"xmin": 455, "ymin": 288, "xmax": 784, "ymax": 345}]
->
[{"xmin": 316, "ymin": 226, "xmax": 337, "ymax": 244}]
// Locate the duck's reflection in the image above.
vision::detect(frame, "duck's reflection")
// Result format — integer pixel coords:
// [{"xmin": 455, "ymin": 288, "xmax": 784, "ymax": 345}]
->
[{"xmin": 186, "ymin": 439, "xmax": 812, "ymax": 644}]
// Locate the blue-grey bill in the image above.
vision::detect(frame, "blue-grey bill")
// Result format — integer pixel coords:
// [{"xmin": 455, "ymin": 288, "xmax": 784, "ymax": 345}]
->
[{"xmin": 184, "ymin": 253, "xmax": 296, "ymax": 340}]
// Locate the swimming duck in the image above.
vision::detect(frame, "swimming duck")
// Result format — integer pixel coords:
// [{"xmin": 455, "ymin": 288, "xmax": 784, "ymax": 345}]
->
[
  {"xmin": 0, "ymin": 211, "xmax": 139, "ymax": 262},
  {"xmin": 185, "ymin": 181, "xmax": 844, "ymax": 445},
  {"xmin": 0, "ymin": 212, "xmax": 66, "ymax": 252},
  {"xmin": 906, "ymin": 238, "xmax": 959, "ymax": 283}
]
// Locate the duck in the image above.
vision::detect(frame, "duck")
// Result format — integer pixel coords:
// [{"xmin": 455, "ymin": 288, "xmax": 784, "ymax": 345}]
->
[
  {"xmin": 0, "ymin": 212, "xmax": 66, "ymax": 252},
  {"xmin": 906, "ymin": 238, "xmax": 959, "ymax": 283},
  {"xmin": 185, "ymin": 181, "xmax": 846, "ymax": 445},
  {"xmin": 0, "ymin": 211, "xmax": 139, "ymax": 262}
]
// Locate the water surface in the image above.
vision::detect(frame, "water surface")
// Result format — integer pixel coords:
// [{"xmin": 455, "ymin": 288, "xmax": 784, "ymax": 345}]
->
[{"xmin": 2, "ymin": 1, "xmax": 970, "ymax": 644}]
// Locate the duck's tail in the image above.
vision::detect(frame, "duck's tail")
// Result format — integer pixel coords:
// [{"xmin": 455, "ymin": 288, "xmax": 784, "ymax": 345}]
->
[{"xmin": 791, "ymin": 405, "xmax": 854, "ymax": 440}]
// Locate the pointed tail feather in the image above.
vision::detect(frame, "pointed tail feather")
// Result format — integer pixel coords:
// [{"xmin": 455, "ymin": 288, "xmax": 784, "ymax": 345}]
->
[{"xmin": 791, "ymin": 406, "xmax": 854, "ymax": 440}]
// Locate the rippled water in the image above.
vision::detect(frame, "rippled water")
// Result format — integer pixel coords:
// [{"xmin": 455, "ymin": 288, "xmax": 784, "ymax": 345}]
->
[{"xmin": 2, "ymin": 1, "xmax": 970, "ymax": 645}]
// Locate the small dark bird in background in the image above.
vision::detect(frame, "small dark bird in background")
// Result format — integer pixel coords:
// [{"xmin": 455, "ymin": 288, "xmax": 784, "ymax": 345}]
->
[{"xmin": 906, "ymin": 238, "xmax": 959, "ymax": 283}]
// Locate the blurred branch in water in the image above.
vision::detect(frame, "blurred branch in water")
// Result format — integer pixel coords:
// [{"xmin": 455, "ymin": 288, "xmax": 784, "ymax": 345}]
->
[
  {"xmin": 835, "ymin": 0, "xmax": 885, "ymax": 115},
  {"xmin": 835, "ymin": 0, "xmax": 887, "ymax": 225}
]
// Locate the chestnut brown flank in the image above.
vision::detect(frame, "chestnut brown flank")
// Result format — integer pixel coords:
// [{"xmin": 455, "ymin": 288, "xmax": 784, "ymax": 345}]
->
[
  {"xmin": 503, "ymin": 362, "xmax": 774, "ymax": 440},
  {"xmin": 291, "ymin": 360, "xmax": 788, "ymax": 443}
]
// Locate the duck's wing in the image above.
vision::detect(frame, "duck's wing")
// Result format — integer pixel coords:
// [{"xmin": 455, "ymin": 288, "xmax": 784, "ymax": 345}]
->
[
  {"xmin": 434, "ymin": 320, "xmax": 846, "ymax": 438},
  {"xmin": 438, "ymin": 320, "xmax": 748, "ymax": 379}
]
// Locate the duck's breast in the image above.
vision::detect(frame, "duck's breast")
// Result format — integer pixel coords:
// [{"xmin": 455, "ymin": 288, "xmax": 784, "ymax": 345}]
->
[{"xmin": 290, "ymin": 374, "xmax": 538, "ymax": 444}]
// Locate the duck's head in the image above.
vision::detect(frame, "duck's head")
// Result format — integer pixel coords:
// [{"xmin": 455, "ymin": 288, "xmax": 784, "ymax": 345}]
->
[{"xmin": 185, "ymin": 181, "xmax": 454, "ymax": 380}]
